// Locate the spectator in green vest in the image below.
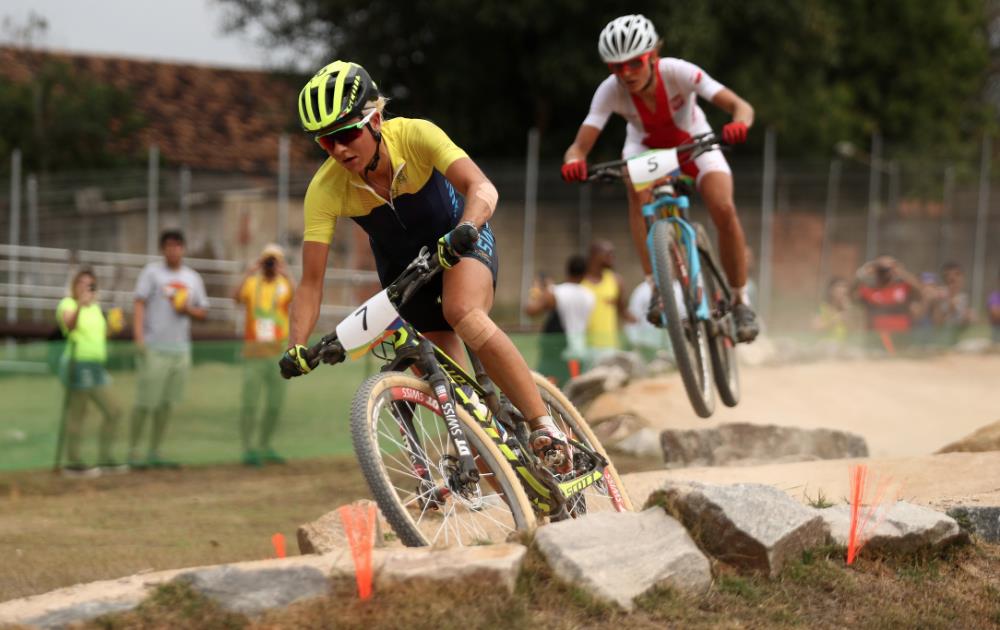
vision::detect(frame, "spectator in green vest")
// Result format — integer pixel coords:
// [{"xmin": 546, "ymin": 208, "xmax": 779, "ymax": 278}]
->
[{"xmin": 56, "ymin": 269, "xmax": 122, "ymax": 475}]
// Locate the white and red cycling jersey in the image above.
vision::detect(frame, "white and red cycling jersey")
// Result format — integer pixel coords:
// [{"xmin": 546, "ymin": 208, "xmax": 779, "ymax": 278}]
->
[{"xmin": 582, "ymin": 57, "xmax": 730, "ymax": 184}]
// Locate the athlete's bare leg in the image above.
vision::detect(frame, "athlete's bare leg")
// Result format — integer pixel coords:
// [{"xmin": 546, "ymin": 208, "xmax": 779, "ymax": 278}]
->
[
  {"xmin": 435, "ymin": 257, "xmax": 547, "ymax": 424},
  {"xmin": 698, "ymin": 171, "xmax": 748, "ymax": 297}
]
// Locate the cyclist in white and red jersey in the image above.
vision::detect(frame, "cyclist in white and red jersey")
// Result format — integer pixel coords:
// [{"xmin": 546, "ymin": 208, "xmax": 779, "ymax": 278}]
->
[{"xmin": 562, "ymin": 14, "xmax": 759, "ymax": 342}]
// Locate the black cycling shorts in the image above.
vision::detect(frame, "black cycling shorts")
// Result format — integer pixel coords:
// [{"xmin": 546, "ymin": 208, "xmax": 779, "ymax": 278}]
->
[{"xmin": 379, "ymin": 223, "xmax": 498, "ymax": 333}]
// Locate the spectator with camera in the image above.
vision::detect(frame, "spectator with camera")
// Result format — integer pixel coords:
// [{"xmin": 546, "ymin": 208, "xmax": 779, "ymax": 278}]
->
[
  {"xmin": 233, "ymin": 244, "xmax": 295, "ymax": 466},
  {"xmin": 56, "ymin": 269, "xmax": 124, "ymax": 476},
  {"xmin": 852, "ymin": 255, "xmax": 923, "ymax": 353}
]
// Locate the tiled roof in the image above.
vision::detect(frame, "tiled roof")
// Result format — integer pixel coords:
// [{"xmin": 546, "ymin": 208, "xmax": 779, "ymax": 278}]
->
[{"xmin": 0, "ymin": 47, "xmax": 320, "ymax": 173}]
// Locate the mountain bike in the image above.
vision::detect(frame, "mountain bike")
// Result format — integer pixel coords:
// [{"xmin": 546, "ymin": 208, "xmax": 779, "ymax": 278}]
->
[
  {"xmin": 586, "ymin": 132, "xmax": 740, "ymax": 418},
  {"xmin": 304, "ymin": 247, "xmax": 633, "ymax": 547}
]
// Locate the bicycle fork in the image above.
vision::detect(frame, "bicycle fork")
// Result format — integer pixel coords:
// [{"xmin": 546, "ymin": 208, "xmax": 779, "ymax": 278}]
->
[{"xmin": 419, "ymin": 342, "xmax": 480, "ymax": 485}]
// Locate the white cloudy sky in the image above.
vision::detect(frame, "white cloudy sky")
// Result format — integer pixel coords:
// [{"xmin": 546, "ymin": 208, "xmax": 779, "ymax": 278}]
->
[{"xmin": 0, "ymin": 0, "xmax": 272, "ymax": 68}]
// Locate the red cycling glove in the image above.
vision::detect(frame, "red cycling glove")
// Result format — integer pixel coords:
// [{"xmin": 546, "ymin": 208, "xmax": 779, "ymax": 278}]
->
[
  {"xmin": 561, "ymin": 160, "xmax": 588, "ymax": 182},
  {"xmin": 721, "ymin": 122, "xmax": 748, "ymax": 145}
]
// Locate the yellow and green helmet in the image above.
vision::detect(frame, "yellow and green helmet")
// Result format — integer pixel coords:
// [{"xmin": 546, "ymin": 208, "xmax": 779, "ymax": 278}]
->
[{"xmin": 297, "ymin": 61, "xmax": 379, "ymax": 134}]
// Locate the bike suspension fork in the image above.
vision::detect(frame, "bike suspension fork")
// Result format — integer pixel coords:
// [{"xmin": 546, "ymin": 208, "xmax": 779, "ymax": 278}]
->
[{"xmin": 419, "ymin": 342, "xmax": 480, "ymax": 484}]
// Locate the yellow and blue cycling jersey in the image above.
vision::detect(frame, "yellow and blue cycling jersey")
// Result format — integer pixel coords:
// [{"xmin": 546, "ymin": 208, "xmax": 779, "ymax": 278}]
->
[{"xmin": 303, "ymin": 117, "xmax": 498, "ymax": 332}]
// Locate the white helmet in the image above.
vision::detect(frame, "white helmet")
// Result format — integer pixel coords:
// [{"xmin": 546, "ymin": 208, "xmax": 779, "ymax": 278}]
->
[{"xmin": 598, "ymin": 14, "xmax": 659, "ymax": 63}]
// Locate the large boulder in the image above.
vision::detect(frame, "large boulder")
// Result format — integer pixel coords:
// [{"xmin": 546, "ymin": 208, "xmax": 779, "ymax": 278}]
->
[
  {"xmin": 297, "ymin": 500, "xmax": 390, "ymax": 554},
  {"xmin": 947, "ymin": 506, "xmax": 1000, "ymax": 543},
  {"xmin": 820, "ymin": 502, "xmax": 966, "ymax": 553},
  {"xmin": 937, "ymin": 420, "xmax": 1000, "ymax": 454},
  {"xmin": 534, "ymin": 508, "xmax": 711, "ymax": 610},
  {"xmin": 592, "ymin": 350, "xmax": 647, "ymax": 381},
  {"xmin": 562, "ymin": 364, "xmax": 629, "ymax": 412},
  {"xmin": 653, "ymin": 481, "xmax": 828, "ymax": 577},
  {"xmin": 609, "ymin": 427, "xmax": 663, "ymax": 459},
  {"xmin": 660, "ymin": 423, "xmax": 869, "ymax": 468},
  {"xmin": 0, "ymin": 545, "xmax": 527, "ymax": 629}
]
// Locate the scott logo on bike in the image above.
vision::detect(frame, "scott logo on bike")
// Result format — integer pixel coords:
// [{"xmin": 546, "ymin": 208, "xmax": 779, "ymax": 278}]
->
[{"xmin": 434, "ymin": 384, "xmax": 471, "ymax": 457}]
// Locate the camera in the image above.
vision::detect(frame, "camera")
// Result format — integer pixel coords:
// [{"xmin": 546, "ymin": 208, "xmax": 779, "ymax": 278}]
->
[{"xmin": 262, "ymin": 257, "xmax": 277, "ymax": 271}]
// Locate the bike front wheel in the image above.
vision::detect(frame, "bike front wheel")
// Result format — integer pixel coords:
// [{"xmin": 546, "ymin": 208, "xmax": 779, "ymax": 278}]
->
[
  {"xmin": 351, "ymin": 372, "xmax": 536, "ymax": 547},
  {"xmin": 650, "ymin": 220, "xmax": 716, "ymax": 418},
  {"xmin": 533, "ymin": 372, "xmax": 634, "ymax": 516}
]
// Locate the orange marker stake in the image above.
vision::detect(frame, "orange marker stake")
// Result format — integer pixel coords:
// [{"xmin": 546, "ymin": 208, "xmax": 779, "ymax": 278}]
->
[
  {"xmin": 339, "ymin": 502, "xmax": 377, "ymax": 600},
  {"xmin": 846, "ymin": 464, "xmax": 898, "ymax": 565},
  {"xmin": 271, "ymin": 532, "xmax": 287, "ymax": 559},
  {"xmin": 568, "ymin": 359, "xmax": 581, "ymax": 378}
]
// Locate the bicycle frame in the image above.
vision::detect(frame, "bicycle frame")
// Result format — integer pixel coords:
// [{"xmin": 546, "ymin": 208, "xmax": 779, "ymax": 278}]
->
[
  {"xmin": 642, "ymin": 188, "xmax": 711, "ymax": 321},
  {"xmin": 374, "ymin": 318, "xmax": 609, "ymax": 517}
]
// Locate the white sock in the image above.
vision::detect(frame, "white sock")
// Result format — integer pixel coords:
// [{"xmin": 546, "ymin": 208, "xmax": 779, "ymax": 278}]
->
[{"xmin": 733, "ymin": 285, "xmax": 751, "ymax": 306}]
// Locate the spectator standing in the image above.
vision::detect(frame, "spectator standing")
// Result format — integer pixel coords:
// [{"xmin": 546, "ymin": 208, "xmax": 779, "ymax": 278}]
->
[
  {"xmin": 624, "ymin": 279, "xmax": 669, "ymax": 361},
  {"xmin": 852, "ymin": 256, "xmax": 922, "ymax": 353},
  {"xmin": 129, "ymin": 230, "xmax": 208, "ymax": 469},
  {"xmin": 234, "ymin": 244, "xmax": 295, "ymax": 466},
  {"xmin": 56, "ymin": 270, "xmax": 123, "ymax": 475},
  {"xmin": 939, "ymin": 261, "xmax": 972, "ymax": 345},
  {"xmin": 525, "ymin": 255, "xmax": 595, "ymax": 385},
  {"xmin": 580, "ymin": 240, "xmax": 633, "ymax": 355},
  {"xmin": 812, "ymin": 278, "xmax": 852, "ymax": 344},
  {"xmin": 989, "ymin": 268, "xmax": 1000, "ymax": 343}
]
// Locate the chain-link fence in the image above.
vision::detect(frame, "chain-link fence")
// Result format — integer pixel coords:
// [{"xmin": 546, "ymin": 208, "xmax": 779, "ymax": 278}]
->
[{"xmin": 2, "ymin": 131, "xmax": 998, "ymax": 336}]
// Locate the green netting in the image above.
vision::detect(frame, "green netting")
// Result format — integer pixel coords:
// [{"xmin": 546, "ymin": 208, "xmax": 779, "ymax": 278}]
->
[{"xmin": 0, "ymin": 334, "xmax": 576, "ymax": 472}]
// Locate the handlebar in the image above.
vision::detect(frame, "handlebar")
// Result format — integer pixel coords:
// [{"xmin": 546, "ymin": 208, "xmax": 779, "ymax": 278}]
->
[
  {"xmin": 586, "ymin": 132, "xmax": 727, "ymax": 182},
  {"xmin": 304, "ymin": 246, "xmax": 443, "ymax": 365}
]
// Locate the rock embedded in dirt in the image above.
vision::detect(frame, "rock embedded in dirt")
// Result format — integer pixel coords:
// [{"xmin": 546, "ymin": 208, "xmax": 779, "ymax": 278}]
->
[
  {"xmin": 534, "ymin": 508, "xmax": 711, "ymax": 610},
  {"xmin": 946, "ymin": 505, "xmax": 1000, "ymax": 543},
  {"xmin": 937, "ymin": 419, "xmax": 1000, "ymax": 454},
  {"xmin": 592, "ymin": 350, "xmax": 647, "ymax": 381},
  {"xmin": 609, "ymin": 427, "xmax": 663, "ymax": 459},
  {"xmin": 660, "ymin": 423, "xmax": 869, "ymax": 468},
  {"xmin": 591, "ymin": 413, "xmax": 647, "ymax": 445},
  {"xmin": 562, "ymin": 364, "xmax": 629, "ymax": 412},
  {"xmin": 653, "ymin": 481, "xmax": 828, "ymax": 577},
  {"xmin": 297, "ymin": 500, "xmax": 389, "ymax": 554},
  {"xmin": 820, "ymin": 501, "xmax": 966, "ymax": 553},
  {"xmin": 0, "ymin": 545, "xmax": 528, "ymax": 628}
]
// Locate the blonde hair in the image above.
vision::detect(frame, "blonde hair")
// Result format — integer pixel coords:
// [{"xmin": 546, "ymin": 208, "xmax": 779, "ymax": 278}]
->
[{"xmin": 363, "ymin": 96, "xmax": 390, "ymax": 116}]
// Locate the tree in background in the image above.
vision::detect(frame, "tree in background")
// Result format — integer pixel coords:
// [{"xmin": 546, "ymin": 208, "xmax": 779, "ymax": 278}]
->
[
  {"xmin": 0, "ymin": 13, "xmax": 146, "ymax": 173},
  {"xmin": 218, "ymin": 0, "xmax": 992, "ymax": 160}
]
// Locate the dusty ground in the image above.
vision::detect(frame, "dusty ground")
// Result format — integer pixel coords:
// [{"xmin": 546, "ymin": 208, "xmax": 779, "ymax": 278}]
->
[
  {"xmin": 588, "ymin": 352, "xmax": 1000, "ymax": 458},
  {"xmin": 622, "ymin": 452, "xmax": 1000, "ymax": 512}
]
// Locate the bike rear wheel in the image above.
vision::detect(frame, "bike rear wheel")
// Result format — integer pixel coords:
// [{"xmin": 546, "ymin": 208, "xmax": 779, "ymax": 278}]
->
[
  {"xmin": 703, "ymin": 256, "xmax": 741, "ymax": 407},
  {"xmin": 533, "ymin": 373, "xmax": 634, "ymax": 517},
  {"xmin": 650, "ymin": 220, "xmax": 716, "ymax": 418},
  {"xmin": 351, "ymin": 372, "xmax": 536, "ymax": 547}
]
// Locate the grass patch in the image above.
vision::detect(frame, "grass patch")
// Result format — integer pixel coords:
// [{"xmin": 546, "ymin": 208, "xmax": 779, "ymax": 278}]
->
[
  {"xmin": 804, "ymin": 488, "xmax": 835, "ymax": 509},
  {"xmin": 85, "ymin": 582, "xmax": 248, "ymax": 629}
]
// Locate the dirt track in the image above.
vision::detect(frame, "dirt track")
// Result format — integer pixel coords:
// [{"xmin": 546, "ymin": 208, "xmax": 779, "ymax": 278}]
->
[{"xmin": 588, "ymin": 353, "xmax": 1000, "ymax": 458}]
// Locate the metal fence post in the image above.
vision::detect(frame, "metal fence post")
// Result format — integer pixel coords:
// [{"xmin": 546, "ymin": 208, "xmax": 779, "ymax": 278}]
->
[
  {"xmin": 7, "ymin": 149, "xmax": 22, "ymax": 331},
  {"xmin": 759, "ymin": 127, "xmax": 776, "ymax": 324},
  {"xmin": 26, "ymin": 172, "xmax": 39, "ymax": 320},
  {"xmin": 939, "ymin": 165, "xmax": 955, "ymax": 269},
  {"xmin": 147, "ymin": 144, "xmax": 159, "ymax": 255},
  {"xmin": 971, "ymin": 134, "xmax": 992, "ymax": 311},
  {"xmin": 519, "ymin": 128, "xmax": 540, "ymax": 327},
  {"xmin": 865, "ymin": 131, "xmax": 882, "ymax": 261},
  {"xmin": 278, "ymin": 134, "xmax": 289, "ymax": 245},
  {"xmin": 179, "ymin": 166, "xmax": 191, "ymax": 234},
  {"xmin": 579, "ymin": 182, "xmax": 592, "ymax": 256},
  {"xmin": 818, "ymin": 158, "xmax": 841, "ymax": 295}
]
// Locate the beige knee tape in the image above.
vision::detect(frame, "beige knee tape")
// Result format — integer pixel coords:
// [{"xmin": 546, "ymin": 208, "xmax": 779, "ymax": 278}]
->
[
  {"xmin": 474, "ymin": 181, "xmax": 499, "ymax": 212},
  {"xmin": 454, "ymin": 309, "xmax": 498, "ymax": 351}
]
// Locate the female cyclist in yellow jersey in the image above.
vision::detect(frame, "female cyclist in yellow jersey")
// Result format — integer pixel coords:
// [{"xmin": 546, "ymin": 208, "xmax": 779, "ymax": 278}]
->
[{"xmin": 278, "ymin": 61, "xmax": 569, "ymax": 469}]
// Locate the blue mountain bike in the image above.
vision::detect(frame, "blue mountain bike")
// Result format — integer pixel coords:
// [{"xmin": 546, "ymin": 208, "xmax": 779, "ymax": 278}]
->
[{"xmin": 587, "ymin": 132, "xmax": 740, "ymax": 418}]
